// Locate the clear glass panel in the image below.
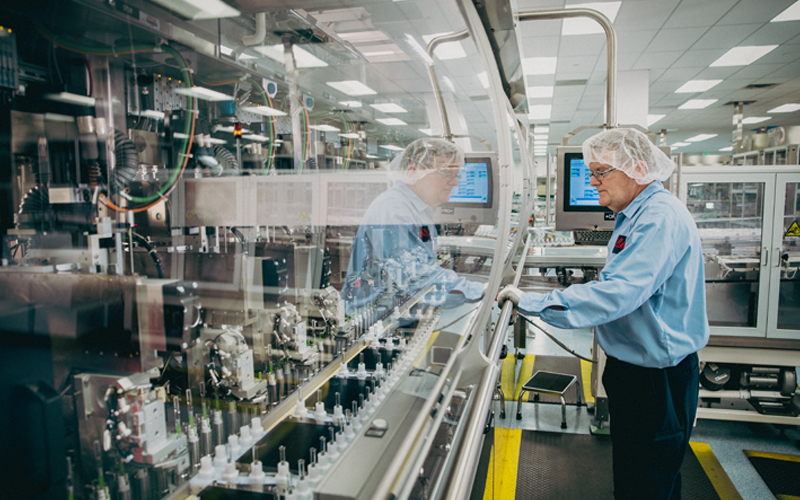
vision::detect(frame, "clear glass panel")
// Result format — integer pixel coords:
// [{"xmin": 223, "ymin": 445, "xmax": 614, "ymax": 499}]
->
[
  {"xmin": 1, "ymin": 0, "xmax": 509, "ymax": 498},
  {"xmin": 778, "ymin": 182, "xmax": 800, "ymax": 330},
  {"xmin": 686, "ymin": 182, "xmax": 765, "ymax": 327}
]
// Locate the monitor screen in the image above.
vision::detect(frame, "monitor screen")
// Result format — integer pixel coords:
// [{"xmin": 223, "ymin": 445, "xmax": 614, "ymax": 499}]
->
[
  {"xmin": 562, "ymin": 152, "xmax": 612, "ymax": 214},
  {"xmin": 448, "ymin": 160, "xmax": 490, "ymax": 205}
]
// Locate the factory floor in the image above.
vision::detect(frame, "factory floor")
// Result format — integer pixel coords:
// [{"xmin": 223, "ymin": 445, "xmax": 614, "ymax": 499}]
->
[{"xmin": 471, "ymin": 319, "xmax": 800, "ymax": 500}]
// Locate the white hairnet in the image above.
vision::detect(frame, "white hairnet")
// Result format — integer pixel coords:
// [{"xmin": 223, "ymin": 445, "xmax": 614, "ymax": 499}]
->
[
  {"xmin": 387, "ymin": 138, "xmax": 464, "ymax": 185},
  {"xmin": 582, "ymin": 128, "xmax": 675, "ymax": 185}
]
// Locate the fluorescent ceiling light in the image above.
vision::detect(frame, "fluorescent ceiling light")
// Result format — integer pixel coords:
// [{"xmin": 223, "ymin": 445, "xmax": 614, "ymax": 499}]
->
[
  {"xmin": 214, "ymin": 126, "xmax": 251, "ymax": 134},
  {"xmin": 174, "ymin": 86, "xmax": 233, "ymax": 101},
  {"xmin": 534, "ymin": 140, "xmax": 548, "ymax": 145},
  {"xmin": 254, "ymin": 45, "xmax": 328, "ymax": 68},
  {"xmin": 679, "ymin": 99, "xmax": 717, "ymax": 110},
  {"xmin": 671, "ymin": 142, "xmax": 690, "ymax": 147},
  {"xmin": 309, "ymin": 124, "xmax": 340, "ymax": 132},
  {"xmin": 240, "ymin": 54, "xmax": 256, "ymax": 60},
  {"xmin": 340, "ymin": 133, "xmax": 360, "ymax": 139},
  {"xmin": 675, "ymin": 80, "xmax": 723, "ymax": 93},
  {"xmin": 419, "ymin": 128, "xmax": 433, "ymax": 136},
  {"xmin": 220, "ymin": 45, "xmax": 233, "ymax": 56},
  {"xmin": 528, "ymin": 105, "xmax": 552, "ymax": 120},
  {"xmin": 719, "ymin": 146, "xmax": 733, "ymax": 152},
  {"xmin": 686, "ymin": 134, "xmax": 717, "ymax": 142},
  {"xmin": 242, "ymin": 134, "xmax": 269, "ymax": 142},
  {"xmin": 767, "ymin": 103, "xmax": 800, "ymax": 113},
  {"xmin": 340, "ymin": 101, "xmax": 363, "ymax": 108},
  {"xmin": 742, "ymin": 117, "xmax": 771, "ymax": 124},
  {"xmin": 371, "ymin": 103, "xmax": 407, "ymax": 113},
  {"xmin": 327, "ymin": 80, "xmax": 377, "ymax": 96},
  {"xmin": 139, "ymin": 110, "xmax": 166, "ymax": 120},
  {"xmin": 647, "ymin": 114, "xmax": 666, "ymax": 126},
  {"xmin": 562, "ymin": 2, "xmax": 621, "ymax": 36},
  {"xmin": 533, "ymin": 133, "xmax": 548, "ymax": 140},
  {"xmin": 149, "ymin": 0, "xmax": 240, "ymax": 20},
  {"xmin": 44, "ymin": 113, "xmax": 75, "ymax": 122},
  {"xmin": 442, "ymin": 76, "xmax": 456, "ymax": 93},
  {"xmin": 241, "ymin": 105, "xmax": 288, "ymax": 117},
  {"xmin": 478, "ymin": 72, "xmax": 490, "ymax": 89},
  {"xmin": 528, "ymin": 86, "xmax": 554, "ymax": 98},
  {"xmin": 380, "ymin": 144, "xmax": 405, "ymax": 151},
  {"xmin": 338, "ymin": 31, "xmax": 390, "ymax": 44},
  {"xmin": 376, "ymin": 118, "xmax": 407, "ymax": 126},
  {"xmin": 534, "ymin": 126, "xmax": 550, "ymax": 133},
  {"xmin": 44, "ymin": 92, "xmax": 96, "ymax": 107},
  {"xmin": 405, "ymin": 34, "xmax": 434, "ymax": 65},
  {"xmin": 771, "ymin": 1, "xmax": 800, "ymax": 22},
  {"xmin": 522, "ymin": 57, "xmax": 557, "ymax": 75},
  {"xmin": 422, "ymin": 33, "xmax": 466, "ymax": 60},
  {"xmin": 366, "ymin": 154, "xmax": 379, "ymax": 159},
  {"xmin": 362, "ymin": 50, "xmax": 399, "ymax": 57},
  {"xmin": 710, "ymin": 45, "xmax": 778, "ymax": 67}
]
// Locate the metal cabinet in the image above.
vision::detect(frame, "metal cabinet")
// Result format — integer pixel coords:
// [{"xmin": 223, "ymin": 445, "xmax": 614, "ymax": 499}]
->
[{"xmin": 680, "ymin": 166, "xmax": 799, "ymax": 341}]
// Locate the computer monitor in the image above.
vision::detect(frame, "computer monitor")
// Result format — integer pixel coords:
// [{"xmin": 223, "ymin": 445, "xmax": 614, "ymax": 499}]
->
[
  {"xmin": 435, "ymin": 151, "xmax": 499, "ymax": 224},
  {"xmin": 555, "ymin": 146, "xmax": 616, "ymax": 232}
]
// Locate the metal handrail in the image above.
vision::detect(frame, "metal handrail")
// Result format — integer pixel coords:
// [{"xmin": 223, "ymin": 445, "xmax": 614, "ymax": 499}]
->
[{"xmin": 426, "ymin": 30, "xmax": 470, "ymax": 140}]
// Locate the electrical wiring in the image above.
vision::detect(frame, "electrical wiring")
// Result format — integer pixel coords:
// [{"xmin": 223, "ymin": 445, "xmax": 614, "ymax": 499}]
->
[
  {"xmin": 519, "ymin": 313, "xmax": 596, "ymax": 363},
  {"xmin": 33, "ymin": 23, "xmax": 196, "ymax": 212}
]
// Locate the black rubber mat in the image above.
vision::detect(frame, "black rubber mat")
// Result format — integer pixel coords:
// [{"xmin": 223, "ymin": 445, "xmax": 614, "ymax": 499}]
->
[
  {"xmin": 527, "ymin": 355, "xmax": 583, "ymax": 405},
  {"xmin": 745, "ymin": 450, "xmax": 800, "ymax": 498},
  {"xmin": 469, "ymin": 431, "xmax": 494, "ymax": 499},
  {"xmin": 470, "ymin": 430, "xmax": 721, "ymax": 500}
]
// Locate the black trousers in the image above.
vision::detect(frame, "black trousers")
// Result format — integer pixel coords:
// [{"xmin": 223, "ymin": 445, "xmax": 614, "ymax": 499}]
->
[{"xmin": 602, "ymin": 352, "xmax": 700, "ymax": 500}]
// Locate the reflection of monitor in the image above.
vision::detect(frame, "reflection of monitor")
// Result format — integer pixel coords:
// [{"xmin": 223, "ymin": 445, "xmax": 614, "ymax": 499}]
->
[
  {"xmin": 555, "ymin": 146, "xmax": 615, "ymax": 232},
  {"xmin": 436, "ymin": 152, "xmax": 499, "ymax": 224}
]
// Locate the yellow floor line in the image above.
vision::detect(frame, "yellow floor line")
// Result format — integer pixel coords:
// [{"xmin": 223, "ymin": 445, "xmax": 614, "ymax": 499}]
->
[
  {"xmin": 500, "ymin": 354, "xmax": 516, "ymax": 402},
  {"xmin": 580, "ymin": 358, "xmax": 594, "ymax": 404},
  {"xmin": 689, "ymin": 442, "xmax": 743, "ymax": 500},
  {"xmin": 482, "ymin": 428, "xmax": 522, "ymax": 500},
  {"xmin": 514, "ymin": 355, "xmax": 536, "ymax": 401},
  {"xmin": 776, "ymin": 495, "xmax": 800, "ymax": 500},
  {"xmin": 744, "ymin": 449, "xmax": 800, "ymax": 463}
]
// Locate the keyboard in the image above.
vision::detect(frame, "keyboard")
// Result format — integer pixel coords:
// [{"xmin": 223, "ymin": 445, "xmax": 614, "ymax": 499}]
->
[{"xmin": 573, "ymin": 230, "xmax": 613, "ymax": 246}]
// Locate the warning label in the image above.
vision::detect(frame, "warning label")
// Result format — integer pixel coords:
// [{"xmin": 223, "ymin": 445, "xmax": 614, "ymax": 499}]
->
[
  {"xmin": 297, "ymin": 210, "xmax": 310, "ymax": 222},
  {"xmin": 785, "ymin": 220, "xmax": 800, "ymax": 238}
]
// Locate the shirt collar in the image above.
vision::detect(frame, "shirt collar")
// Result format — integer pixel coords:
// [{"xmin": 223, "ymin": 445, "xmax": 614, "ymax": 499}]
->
[
  {"xmin": 618, "ymin": 180, "xmax": 665, "ymax": 219},
  {"xmin": 396, "ymin": 181, "xmax": 432, "ymax": 214}
]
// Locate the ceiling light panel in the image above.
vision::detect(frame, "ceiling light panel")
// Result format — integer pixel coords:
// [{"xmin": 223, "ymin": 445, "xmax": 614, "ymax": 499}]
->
[
  {"xmin": 647, "ymin": 114, "xmax": 666, "ymax": 126},
  {"xmin": 710, "ymin": 45, "xmax": 778, "ymax": 67},
  {"xmin": 719, "ymin": 146, "xmax": 733, "ymax": 151},
  {"xmin": 528, "ymin": 86, "xmax": 554, "ymax": 98},
  {"xmin": 340, "ymin": 101, "xmax": 362, "ymax": 108},
  {"xmin": 254, "ymin": 45, "xmax": 328, "ymax": 68},
  {"xmin": 768, "ymin": 103, "xmax": 800, "ymax": 113},
  {"xmin": 562, "ymin": 2, "xmax": 621, "ymax": 36},
  {"xmin": 309, "ymin": 125, "xmax": 340, "ymax": 132},
  {"xmin": 241, "ymin": 106, "xmax": 288, "ymax": 117},
  {"xmin": 671, "ymin": 142, "xmax": 690, "ymax": 147},
  {"xmin": 327, "ymin": 80, "xmax": 377, "ymax": 96},
  {"xmin": 678, "ymin": 99, "xmax": 717, "ymax": 110},
  {"xmin": 523, "ymin": 57, "xmax": 558, "ymax": 75},
  {"xmin": 742, "ymin": 117, "xmax": 771, "ymax": 124},
  {"xmin": 370, "ymin": 103, "xmax": 407, "ymax": 113},
  {"xmin": 339, "ymin": 133, "xmax": 360, "ymax": 139},
  {"xmin": 771, "ymin": 1, "xmax": 800, "ymax": 22},
  {"xmin": 150, "ymin": 0, "xmax": 240, "ymax": 20},
  {"xmin": 337, "ymin": 31, "xmax": 390, "ymax": 43},
  {"xmin": 376, "ymin": 118, "xmax": 407, "ymax": 126},
  {"xmin": 675, "ymin": 80, "xmax": 723, "ymax": 93},
  {"xmin": 528, "ymin": 105, "xmax": 552, "ymax": 120},
  {"xmin": 173, "ymin": 87, "xmax": 233, "ymax": 101},
  {"xmin": 478, "ymin": 72, "xmax": 490, "ymax": 89},
  {"xmin": 686, "ymin": 134, "xmax": 718, "ymax": 142},
  {"xmin": 380, "ymin": 144, "xmax": 405, "ymax": 151},
  {"xmin": 419, "ymin": 128, "xmax": 433, "ymax": 136}
]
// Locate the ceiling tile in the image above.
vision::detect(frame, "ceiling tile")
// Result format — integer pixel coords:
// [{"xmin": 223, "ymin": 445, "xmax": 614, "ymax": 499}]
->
[
  {"xmin": 691, "ymin": 23, "xmax": 762, "ymax": 50},
  {"xmin": 741, "ymin": 21, "xmax": 800, "ymax": 46},
  {"xmin": 663, "ymin": 0, "xmax": 738, "ymax": 29},
  {"xmin": 646, "ymin": 27, "xmax": 708, "ymax": 51},
  {"xmin": 654, "ymin": 67, "xmax": 705, "ymax": 83},
  {"xmin": 729, "ymin": 63, "xmax": 785, "ymax": 80},
  {"xmin": 716, "ymin": 0, "xmax": 796, "ymax": 25},
  {"xmin": 693, "ymin": 66, "xmax": 744, "ymax": 80},
  {"xmin": 519, "ymin": 36, "xmax": 560, "ymax": 57},
  {"xmin": 556, "ymin": 55, "xmax": 599, "ymax": 76},
  {"xmin": 632, "ymin": 51, "xmax": 684, "ymax": 70},
  {"xmin": 671, "ymin": 49, "xmax": 727, "ymax": 68},
  {"xmin": 517, "ymin": 19, "xmax": 563, "ymax": 38},
  {"xmin": 618, "ymin": 53, "xmax": 637, "ymax": 71},
  {"xmin": 617, "ymin": 30, "xmax": 659, "ymax": 54},
  {"xmin": 614, "ymin": 0, "xmax": 679, "ymax": 31},
  {"xmin": 558, "ymin": 35, "xmax": 604, "ymax": 57}
]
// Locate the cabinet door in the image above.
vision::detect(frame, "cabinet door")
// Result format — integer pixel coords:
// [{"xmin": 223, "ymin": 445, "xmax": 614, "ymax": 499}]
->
[
  {"xmin": 681, "ymin": 172, "xmax": 775, "ymax": 337},
  {"xmin": 767, "ymin": 174, "xmax": 800, "ymax": 339}
]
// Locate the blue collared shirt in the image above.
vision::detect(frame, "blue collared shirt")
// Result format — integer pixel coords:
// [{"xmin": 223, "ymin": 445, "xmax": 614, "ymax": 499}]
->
[
  {"xmin": 517, "ymin": 181, "xmax": 709, "ymax": 368},
  {"xmin": 342, "ymin": 182, "xmax": 484, "ymax": 313}
]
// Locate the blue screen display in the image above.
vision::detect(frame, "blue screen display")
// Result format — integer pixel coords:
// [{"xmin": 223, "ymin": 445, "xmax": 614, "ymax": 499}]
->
[
  {"xmin": 449, "ymin": 161, "xmax": 489, "ymax": 203},
  {"xmin": 568, "ymin": 158, "xmax": 600, "ymax": 207}
]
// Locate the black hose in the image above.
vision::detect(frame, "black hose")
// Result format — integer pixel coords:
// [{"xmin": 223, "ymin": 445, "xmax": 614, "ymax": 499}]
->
[
  {"xmin": 131, "ymin": 231, "xmax": 164, "ymax": 279},
  {"xmin": 213, "ymin": 145, "xmax": 239, "ymax": 176},
  {"xmin": 229, "ymin": 227, "xmax": 247, "ymax": 254},
  {"xmin": 113, "ymin": 130, "xmax": 139, "ymax": 190}
]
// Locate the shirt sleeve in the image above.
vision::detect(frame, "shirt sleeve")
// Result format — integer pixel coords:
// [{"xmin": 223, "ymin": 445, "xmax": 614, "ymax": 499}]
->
[{"xmin": 517, "ymin": 207, "xmax": 684, "ymax": 329}]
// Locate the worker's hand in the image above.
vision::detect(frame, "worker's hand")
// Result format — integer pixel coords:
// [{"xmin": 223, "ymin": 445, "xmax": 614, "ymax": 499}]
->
[{"xmin": 497, "ymin": 285, "xmax": 523, "ymax": 306}]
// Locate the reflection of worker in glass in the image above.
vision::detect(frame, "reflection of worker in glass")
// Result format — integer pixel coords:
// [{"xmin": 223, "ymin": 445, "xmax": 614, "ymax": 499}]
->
[
  {"xmin": 500, "ymin": 128, "xmax": 709, "ymax": 500},
  {"xmin": 342, "ymin": 138, "xmax": 484, "ymax": 315}
]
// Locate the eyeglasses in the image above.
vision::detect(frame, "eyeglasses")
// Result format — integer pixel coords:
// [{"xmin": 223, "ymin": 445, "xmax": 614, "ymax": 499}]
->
[
  {"xmin": 434, "ymin": 168, "xmax": 462, "ymax": 180},
  {"xmin": 587, "ymin": 167, "xmax": 618, "ymax": 181}
]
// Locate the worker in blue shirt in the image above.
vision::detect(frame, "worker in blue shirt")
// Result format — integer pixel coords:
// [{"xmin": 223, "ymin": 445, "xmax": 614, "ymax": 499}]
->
[
  {"xmin": 499, "ymin": 128, "xmax": 710, "ymax": 500},
  {"xmin": 342, "ymin": 138, "xmax": 485, "ymax": 315}
]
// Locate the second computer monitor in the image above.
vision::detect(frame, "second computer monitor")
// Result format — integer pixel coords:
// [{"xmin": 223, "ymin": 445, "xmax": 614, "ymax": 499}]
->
[
  {"xmin": 435, "ymin": 151, "xmax": 499, "ymax": 225},
  {"xmin": 555, "ymin": 146, "xmax": 616, "ymax": 232}
]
